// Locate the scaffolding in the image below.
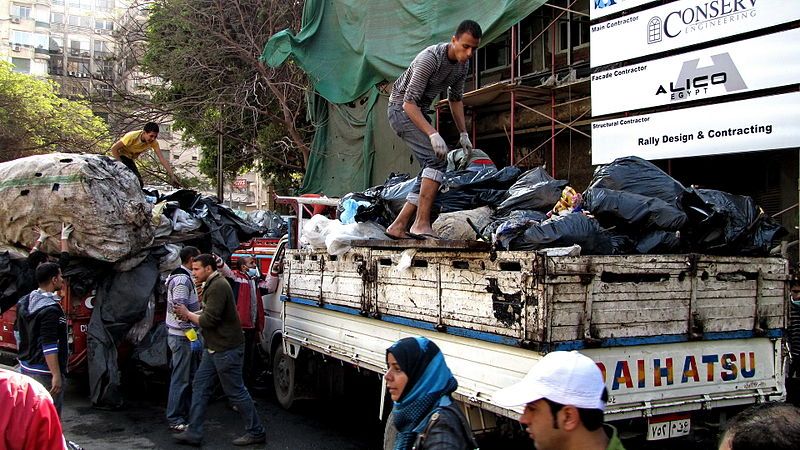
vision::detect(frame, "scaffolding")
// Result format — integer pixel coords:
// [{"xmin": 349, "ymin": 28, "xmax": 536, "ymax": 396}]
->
[{"xmin": 435, "ymin": 1, "xmax": 590, "ymax": 176}]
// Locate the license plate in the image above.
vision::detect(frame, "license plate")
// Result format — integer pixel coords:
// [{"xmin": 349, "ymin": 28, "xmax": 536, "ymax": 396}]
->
[{"xmin": 647, "ymin": 414, "xmax": 691, "ymax": 440}]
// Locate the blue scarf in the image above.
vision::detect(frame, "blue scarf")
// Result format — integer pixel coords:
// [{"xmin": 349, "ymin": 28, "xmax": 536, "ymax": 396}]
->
[{"xmin": 389, "ymin": 337, "xmax": 458, "ymax": 450}]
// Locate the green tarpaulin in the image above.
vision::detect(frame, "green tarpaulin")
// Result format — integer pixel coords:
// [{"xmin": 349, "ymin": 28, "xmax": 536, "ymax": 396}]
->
[{"xmin": 262, "ymin": 0, "xmax": 546, "ymax": 196}]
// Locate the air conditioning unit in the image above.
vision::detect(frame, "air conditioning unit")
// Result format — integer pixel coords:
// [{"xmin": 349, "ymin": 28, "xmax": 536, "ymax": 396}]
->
[
  {"xmin": 12, "ymin": 45, "xmax": 21, "ymax": 52},
  {"xmin": 81, "ymin": 52, "xmax": 90, "ymax": 57},
  {"xmin": 94, "ymin": 29, "xmax": 102, "ymax": 34},
  {"xmin": 11, "ymin": 17, "xmax": 21, "ymax": 24},
  {"xmin": 68, "ymin": 71, "xmax": 76, "ymax": 76}
]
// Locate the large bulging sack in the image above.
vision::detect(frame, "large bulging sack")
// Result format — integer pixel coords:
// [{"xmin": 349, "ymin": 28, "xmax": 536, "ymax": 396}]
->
[{"xmin": 0, "ymin": 153, "xmax": 154, "ymax": 262}]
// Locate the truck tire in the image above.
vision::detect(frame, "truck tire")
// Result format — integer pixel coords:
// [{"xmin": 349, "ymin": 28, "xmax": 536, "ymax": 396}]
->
[{"xmin": 272, "ymin": 344, "xmax": 297, "ymax": 409}]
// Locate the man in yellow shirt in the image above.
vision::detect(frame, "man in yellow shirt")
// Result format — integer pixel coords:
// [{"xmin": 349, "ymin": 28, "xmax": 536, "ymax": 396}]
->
[{"xmin": 110, "ymin": 122, "xmax": 180, "ymax": 187}]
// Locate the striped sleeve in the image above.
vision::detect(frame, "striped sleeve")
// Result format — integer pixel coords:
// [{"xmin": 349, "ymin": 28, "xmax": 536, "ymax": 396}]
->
[
  {"xmin": 42, "ymin": 343, "xmax": 59, "ymax": 356},
  {"xmin": 403, "ymin": 51, "xmax": 439, "ymax": 106}
]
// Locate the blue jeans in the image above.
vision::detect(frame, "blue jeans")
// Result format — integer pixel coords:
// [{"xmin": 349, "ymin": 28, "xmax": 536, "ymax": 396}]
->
[
  {"xmin": 186, "ymin": 344, "xmax": 265, "ymax": 438},
  {"xmin": 388, "ymin": 104, "xmax": 446, "ymax": 205},
  {"xmin": 30, "ymin": 372, "xmax": 65, "ymax": 417},
  {"xmin": 166, "ymin": 334, "xmax": 200, "ymax": 425}
]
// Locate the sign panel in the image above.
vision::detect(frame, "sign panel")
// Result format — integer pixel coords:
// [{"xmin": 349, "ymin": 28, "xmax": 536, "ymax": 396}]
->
[
  {"xmin": 591, "ymin": 0, "xmax": 657, "ymax": 20},
  {"xmin": 591, "ymin": 92, "xmax": 800, "ymax": 164},
  {"xmin": 590, "ymin": 0, "xmax": 800, "ymax": 67},
  {"xmin": 591, "ymin": 29, "xmax": 800, "ymax": 116}
]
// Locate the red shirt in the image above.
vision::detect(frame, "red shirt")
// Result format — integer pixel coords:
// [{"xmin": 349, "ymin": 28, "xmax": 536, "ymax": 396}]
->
[{"xmin": 0, "ymin": 369, "xmax": 66, "ymax": 450}]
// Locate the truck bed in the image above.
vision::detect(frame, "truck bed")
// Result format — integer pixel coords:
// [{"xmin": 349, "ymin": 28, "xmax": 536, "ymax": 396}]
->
[{"xmin": 284, "ymin": 247, "xmax": 787, "ymax": 350}]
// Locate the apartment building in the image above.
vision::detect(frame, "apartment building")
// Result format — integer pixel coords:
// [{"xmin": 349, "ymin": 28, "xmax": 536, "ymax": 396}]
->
[{"xmin": 1, "ymin": 0, "xmax": 51, "ymax": 76}]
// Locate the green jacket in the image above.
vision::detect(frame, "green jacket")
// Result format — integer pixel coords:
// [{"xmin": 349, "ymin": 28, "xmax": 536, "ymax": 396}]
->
[
  {"xmin": 198, "ymin": 271, "xmax": 244, "ymax": 352},
  {"xmin": 604, "ymin": 424, "xmax": 626, "ymax": 450}
]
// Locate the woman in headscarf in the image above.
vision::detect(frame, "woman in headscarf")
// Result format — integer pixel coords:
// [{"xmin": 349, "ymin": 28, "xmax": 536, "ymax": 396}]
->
[{"xmin": 383, "ymin": 336, "xmax": 478, "ymax": 450}]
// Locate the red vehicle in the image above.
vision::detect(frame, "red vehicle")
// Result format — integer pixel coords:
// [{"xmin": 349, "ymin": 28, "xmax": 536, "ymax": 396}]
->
[{"xmin": 0, "ymin": 279, "xmax": 92, "ymax": 374}]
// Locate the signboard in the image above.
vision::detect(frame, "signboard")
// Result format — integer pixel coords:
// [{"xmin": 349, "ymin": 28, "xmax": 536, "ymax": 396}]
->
[
  {"xmin": 590, "ymin": 0, "xmax": 800, "ymax": 67},
  {"xmin": 591, "ymin": 0, "xmax": 656, "ymax": 20},
  {"xmin": 591, "ymin": 92, "xmax": 800, "ymax": 164},
  {"xmin": 233, "ymin": 178, "xmax": 248, "ymax": 190},
  {"xmin": 591, "ymin": 29, "xmax": 800, "ymax": 116}
]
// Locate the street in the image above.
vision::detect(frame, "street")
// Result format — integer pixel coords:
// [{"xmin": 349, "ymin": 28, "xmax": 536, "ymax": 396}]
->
[{"xmin": 56, "ymin": 373, "xmax": 384, "ymax": 449}]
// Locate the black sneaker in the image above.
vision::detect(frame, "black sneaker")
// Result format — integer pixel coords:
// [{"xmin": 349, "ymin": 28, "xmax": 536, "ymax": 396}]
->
[
  {"xmin": 173, "ymin": 431, "xmax": 202, "ymax": 447},
  {"xmin": 231, "ymin": 433, "xmax": 266, "ymax": 446}
]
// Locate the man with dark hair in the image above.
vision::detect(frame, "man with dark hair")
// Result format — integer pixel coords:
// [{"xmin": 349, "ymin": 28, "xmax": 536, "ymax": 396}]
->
[
  {"xmin": 110, "ymin": 122, "xmax": 180, "ymax": 187},
  {"xmin": 718, "ymin": 402, "xmax": 800, "ymax": 450},
  {"xmin": 173, "ymin": 254, "xmax": 266, "ymax": 446},
  {"xmin": 165, "ymin": 245, "xmax": 202, "ymax": 432},
  {"xmin": 492, "ymin": 351, "xmax": 624, "ymax": 450},
  {"xmin": 384, "ymin": 19, "xmax": 482, "ymax": 240},
  {"xmin": 15, "ymin": 262, "xmax": 68, "ymax": 417}
]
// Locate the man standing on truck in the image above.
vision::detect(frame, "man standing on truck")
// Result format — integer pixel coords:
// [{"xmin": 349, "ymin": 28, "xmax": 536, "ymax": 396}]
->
[
  {"xmin": 109, "ymin": 122, "xmax": 180, "ymax": 187},
  {"xmin": 492, "ymin": 351, "xmax": 625, "ymax": 450},
  {"xmin": 14, "ymin": 262, "xmax": 68, "ymax": 417},
  {"xmin": 165, "ymin": 246, "xmax": 202, "ymax": 433},
  {"xmin": 172, "ymin": 254, "xmax": 266, "ymax": 447},
  {"xmin": 384, "ymin": 20, "xmax": 482, "ymax": 240}
]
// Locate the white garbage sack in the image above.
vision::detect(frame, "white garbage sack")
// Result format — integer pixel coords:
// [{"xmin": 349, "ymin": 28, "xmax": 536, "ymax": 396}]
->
[
  {"xmin": 301, "ymin": 215, "xmax": 385, "ymax": 255},
  {"xmin": 0, "ymin": 153, "xmax": 154, "ymax": 262},
  {"xmin": 432, "ymin": 206, "xmax": 493, "ymax": 240}
]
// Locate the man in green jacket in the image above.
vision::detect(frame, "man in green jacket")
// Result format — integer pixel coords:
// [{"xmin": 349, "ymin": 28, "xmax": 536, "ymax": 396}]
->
[
  {"xmin": 492, "ymin": 351, "xmax": 625, "ymax": 450},
  {"xmin": 172, "ymin": 254, "xmax": 266, "ymax": 447}
]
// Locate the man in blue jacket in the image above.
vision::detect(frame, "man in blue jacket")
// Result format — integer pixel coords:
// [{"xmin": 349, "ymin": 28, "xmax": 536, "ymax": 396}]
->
[{"xmin": 15, "ymin": 262, "xmax": 68, "ymax": 416}]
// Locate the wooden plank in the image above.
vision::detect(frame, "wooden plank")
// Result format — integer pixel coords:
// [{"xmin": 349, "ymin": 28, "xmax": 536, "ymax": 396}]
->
[{"xmin": 352, "ymin": 239, "xmax": 491, "ymax": 250}]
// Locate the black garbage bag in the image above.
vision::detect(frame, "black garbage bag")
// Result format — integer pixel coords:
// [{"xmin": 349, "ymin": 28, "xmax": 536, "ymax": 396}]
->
[
  {"xmin": 683, "ymin": 188, "xmax": 786, "ymax": 255},
  {"xmin": 440, "ymin": 166, "xmax": 522, "ymax": 192},
  {"xmin": 87, "ymin": 254, "xmax": 160, "ymax": 408},
  {"xmin": 508, "ymin": 213, "xmax": 615, "ymax": 254},
  {"xmin": 496, "ymin": 167, "xmax": 568, "ymax": 214},
  {"xmin": 588, "ymin": 156, "xmax": 687, "ymax": 207},
  {"xmin": 635, "ymin": 230, "xmax": 682, "ymax": 254},
  {"xmin": 0, "ymin": 252, "xmax": 34, "ymax": 313},
  {"xmin": 130, "ymin": 322, "xmax": 169, "ymax": 370},
  {"xmin": 379, "ymin": 175, "xmax": 416, "ymax": 221},
  {"xmin": 583, "ymin": 188, "xmax": 687, "ymax": 231},
  {"xmin": 487, "ymin": 210, "xmax": 549, "ymax": 249}
]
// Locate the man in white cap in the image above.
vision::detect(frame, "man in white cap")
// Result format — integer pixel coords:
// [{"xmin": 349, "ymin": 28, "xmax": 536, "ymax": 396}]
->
[{"xmin": 492, "ymin": 351, "xmax": 625, "ymax": 450}]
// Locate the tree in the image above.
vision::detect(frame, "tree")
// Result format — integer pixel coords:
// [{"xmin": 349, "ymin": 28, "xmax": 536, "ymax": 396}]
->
[
  {"xmin": 0, "ymin": 62, "xmax": 109, "ymax": 161},
  {"xmin": 130, "ymin": 0, "xmax": 310, "ymax": 192}
]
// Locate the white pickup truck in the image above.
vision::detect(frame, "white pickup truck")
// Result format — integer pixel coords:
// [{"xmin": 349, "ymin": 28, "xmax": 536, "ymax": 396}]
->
[{"xmin": 260, "ymin": 239, "xmax": 788, "ymax": 442}]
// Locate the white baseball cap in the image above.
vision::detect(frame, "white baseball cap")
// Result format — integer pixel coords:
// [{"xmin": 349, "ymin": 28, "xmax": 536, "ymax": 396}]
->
[{"xmin": 492, "ymin": 351, "xmax": 606, "ymax": 410}]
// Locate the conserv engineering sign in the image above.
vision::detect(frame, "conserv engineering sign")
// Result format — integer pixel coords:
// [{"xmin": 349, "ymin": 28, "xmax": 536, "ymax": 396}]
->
[
  {"xmin": 591, "ymin": 92, "xmax": 800, "ymax": 164},
  {"xmin": 591, "ymin": 29, "xmax": 800, "ymax": 116},
  {"xmin": 590, "ymin": 0, "xmax": 800, "ymax": 67}
]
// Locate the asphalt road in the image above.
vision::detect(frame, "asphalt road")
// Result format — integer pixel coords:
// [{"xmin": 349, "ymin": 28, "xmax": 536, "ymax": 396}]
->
[{"xmin": 57, "ymin": 375, "xmax": 384, "ymax": 449}]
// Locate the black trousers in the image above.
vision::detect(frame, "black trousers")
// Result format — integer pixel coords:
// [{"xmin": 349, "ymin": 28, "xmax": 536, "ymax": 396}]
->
[{"xmin": 119, "ymin": 155, "xmax": 143, "ymax": 187}]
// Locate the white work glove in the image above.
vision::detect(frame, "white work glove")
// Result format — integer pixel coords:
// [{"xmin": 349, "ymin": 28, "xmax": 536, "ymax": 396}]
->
[
  {"xmin": 459, "ymin": 132, "xmax": 473, "ymax": 151},
  {"xmin": 34, "ymin": 226, "xmax": 49, "ymax": 243},
  {"xmin": 61, "ymin": 223, "xmax": 74, "ymax": 240},
  {"xmin": 428, "ymin": 132, "xmax": 448, "ymax": 160}
]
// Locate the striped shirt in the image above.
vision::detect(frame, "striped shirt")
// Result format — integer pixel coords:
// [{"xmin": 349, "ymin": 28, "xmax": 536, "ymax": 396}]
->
[
  {"xmin": 389, "ymin": 43, "xmax": 469, "ymax": 113},
  {"xmin": 790, "ymin": 299, "xmax": 800, "ymax": 363}
]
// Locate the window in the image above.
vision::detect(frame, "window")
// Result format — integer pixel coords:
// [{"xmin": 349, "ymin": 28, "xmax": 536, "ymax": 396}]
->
[
  {"xmin": 11, "ymin": 31, "xmax": 49, "ymax": 49},
  {"xmin": 51, "ymin": 13, "xmax": 64, "ymax": 24},
  {"xmin": 11, "ymin": 4, "xmax": 32, "ymax": 20},
  {"xmin": 191, "ymin": 156, "xmax": 197, "ymax": 161},
  {"xmin": 11, "ymin": 57, "xmax": 30, "ymax": 73},
  {"xmin": 95, "ymin": 0, "xmax": 112, "ymax": 11},
  {"xmin": 94, "ymin": 40, "xmax": 110, "ymax": 57},
  {"xmin": 49, "ymin": 56, "xmax": 64, "ymax": 75},
  {"xmin": 173, "ymin": 153, "xmax": 180, "ymax": 160},
  {"xmin": 481, "ymin": 36, "xmax": 509, "ymax": 72},
  {"xmin": 556, "ymin": 2, "xmax": 590, "ymax": 53},
  {"xmin": 69, "ymin": 40, "xmax": 90, "ymax": 57},
  {"xmin": 53, "ymin": 0, "xmax": 64, "ymax": 5},
  {"xmin": 67, "ymin": 57, "xmax": 90, "ymax": 75},
  {"xmin": 95, "ymin": 19, "xmax": 114, "ymax": 31},
  {"xmin": 95, "ymin": 59, "xmax": 114, "ymax": 79}
]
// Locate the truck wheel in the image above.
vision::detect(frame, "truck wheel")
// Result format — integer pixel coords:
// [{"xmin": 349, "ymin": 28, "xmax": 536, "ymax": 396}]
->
[{"xmin": 272, "ymin": 345, "xmax": 296, "ymax": 409}]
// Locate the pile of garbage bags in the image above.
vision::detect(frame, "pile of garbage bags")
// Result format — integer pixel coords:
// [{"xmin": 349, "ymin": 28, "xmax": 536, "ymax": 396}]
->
[
  {"xmin": 336, "ymin": 156, "xmax": 785, "ymax": 256},
  {"xmin": 0, "ymin": 153, "xmax": 276, "ymax": 408}
]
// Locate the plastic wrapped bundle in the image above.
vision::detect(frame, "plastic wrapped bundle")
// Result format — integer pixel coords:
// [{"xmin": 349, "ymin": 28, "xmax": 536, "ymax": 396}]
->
[{"xmin": 0, "ymin": 153, "xmax": 154, "ymax": 262}]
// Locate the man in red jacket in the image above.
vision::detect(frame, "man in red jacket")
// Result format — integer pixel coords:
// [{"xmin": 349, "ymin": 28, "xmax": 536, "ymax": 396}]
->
[{"xmin": 0, "ymin": 368, "xmax": 67, "ymax": 450}]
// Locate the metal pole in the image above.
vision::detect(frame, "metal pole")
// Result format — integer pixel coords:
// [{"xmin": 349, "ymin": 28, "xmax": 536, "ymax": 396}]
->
[
  {"xmin": 510, "ymin": 24, "xmax": 516, "ymax": 165},
  {"xmin": 216, "ymin": 133, "xmax": 224, "ymax": 201}
]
